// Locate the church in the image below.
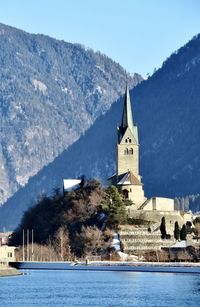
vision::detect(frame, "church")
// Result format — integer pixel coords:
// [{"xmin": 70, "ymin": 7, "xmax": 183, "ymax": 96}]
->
[
  {"xmin": 109, "ymin": 85, "xmax": 192, "ymax": 232},
  {"xmin": 109, "ymin": 85, "xmax": 146, "ymax": 208}
]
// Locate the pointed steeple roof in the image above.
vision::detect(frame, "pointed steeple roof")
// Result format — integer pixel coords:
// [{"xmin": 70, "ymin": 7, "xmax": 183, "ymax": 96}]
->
[
  {"xmin": 118, "ymin": 85, "xmax": 138, "ymax": 143},
  {"xmin": 121, "ymin": 85, "xmax": 134, "ymax": 130}
]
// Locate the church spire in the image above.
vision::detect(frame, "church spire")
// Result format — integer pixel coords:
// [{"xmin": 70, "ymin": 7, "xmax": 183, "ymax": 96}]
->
[
  {"xmin": 121, "ymin": 84, "xmax": 134, "ymax": 130},
  {"xmin": 118, "ymin": 85, "xmax": 138, "ymax": 143}
]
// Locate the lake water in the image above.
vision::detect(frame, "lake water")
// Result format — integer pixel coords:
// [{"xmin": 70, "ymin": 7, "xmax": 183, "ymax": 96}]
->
[{"xmin": 0, "ymin": 270, "xmax": 200, "ymax": 306}]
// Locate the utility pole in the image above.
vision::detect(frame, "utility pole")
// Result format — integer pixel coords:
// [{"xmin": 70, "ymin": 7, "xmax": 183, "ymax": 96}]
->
[
  {"xmin": 61, "ymin": 229, "xmax": 63, "ymax": 261},
  {"xmin": 27, "ymin": 229, "xmax": 29, "ymax": 261},
  {"xmin": 22, "ymin": 229, "xmax": 25, "ymax": 262},
  {"xmin": 40, "ymin": 244, "xmax": 42, "ymax": 262},
  {"xmin": 31, "ymin": 229, "xmax": 34, "ymax": 261}
]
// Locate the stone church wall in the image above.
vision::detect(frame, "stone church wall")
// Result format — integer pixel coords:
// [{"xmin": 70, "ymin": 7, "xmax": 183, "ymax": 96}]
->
[
  {"xmin": 117, "ymin": 142, "xmax": 138, "ymax": 176},
  {"xmin": 142, "ymin": 197, "xmax": 174, "ymax": 211},
  {"xmin": 121, "ymin": 185, "xmax": 145, "ymax": 206}
]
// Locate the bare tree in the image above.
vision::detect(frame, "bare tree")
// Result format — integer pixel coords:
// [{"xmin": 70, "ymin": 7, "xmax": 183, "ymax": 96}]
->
[
  {"xmin": 75, "ymin": 226, "xmax": 112, "ymax": 257},
  {"xmin": 54, "ymin": 226, "xmax": 72, "ymax": 261}
]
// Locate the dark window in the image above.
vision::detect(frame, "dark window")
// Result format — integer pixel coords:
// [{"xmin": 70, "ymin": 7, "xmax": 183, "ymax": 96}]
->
[
  {"xmin": 125, "ymin": 137, "xmax": 131, "ymax": 143},
  {"xmin": 124, "ymin": 148, "xmax": 129, "ymax": 155},
  {"xmin": 129, "ymin": 148, "xmax": 133, "ymax": 155},
  {"xmin": 123, "ymin": 189, "xmax": 129, "ymax": 199}
]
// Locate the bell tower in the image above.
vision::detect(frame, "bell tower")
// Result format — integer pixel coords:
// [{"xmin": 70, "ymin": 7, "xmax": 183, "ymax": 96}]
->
[
  {"xmin": 109, "ymin": 85, "xmax": 146, "ymax": 207},
  {"xmin": 117, "ymin": 85, "xmax": 139, "ymax": 178}
]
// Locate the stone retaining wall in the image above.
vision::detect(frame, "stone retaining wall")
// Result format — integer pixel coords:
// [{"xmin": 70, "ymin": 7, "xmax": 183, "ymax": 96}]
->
[
  {"xmin": 119, "ymin": 225, "xmax": 176, "ymax": 253},
  {"xmin": 127, "ymin": 210, "xmax": 193, "ymax": 235}
]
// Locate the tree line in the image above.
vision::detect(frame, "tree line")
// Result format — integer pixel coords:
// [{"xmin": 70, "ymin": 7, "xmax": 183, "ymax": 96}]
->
[{"xmin": 9, "ymin": 180, "xmax": 131, "ymax": 259}]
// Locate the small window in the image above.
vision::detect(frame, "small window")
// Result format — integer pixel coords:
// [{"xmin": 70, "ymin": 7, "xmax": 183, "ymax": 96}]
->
[
  {"xmin": 124, "ymin": 148, "xmax": 129, "ymax": 155},
  {"xmin": 125, "ymin": 139, "xmax": 128, "ymax": 143},
  {"xmin": 130, "ymin": 188, "xmax": 132, "ymax": 192},
  {"xmin": 129, "ymin": 139, "xmax": 131, "ymax": 143},
  {"xmin": 129, "ymin": 148, "xmax": 133, "ymax": 155},
  {"xmin": 123, "ymin": 189, "xmax": 129, "ymax": 199}
]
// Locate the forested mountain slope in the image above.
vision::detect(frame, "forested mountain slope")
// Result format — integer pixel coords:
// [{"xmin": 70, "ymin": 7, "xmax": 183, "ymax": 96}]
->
[
  {"xmin": 0, "ymin": 23, "xmax": 141, "ymax": 205},
  {"xmin": 1, "ymin": 32, "xmax": 200, "ymax": 230}
]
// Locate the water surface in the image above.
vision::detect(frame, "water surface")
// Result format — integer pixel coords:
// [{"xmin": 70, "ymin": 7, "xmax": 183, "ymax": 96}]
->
[{"xmin": 0, "ymin": 270, "xmax": 200, "ymax": 306}]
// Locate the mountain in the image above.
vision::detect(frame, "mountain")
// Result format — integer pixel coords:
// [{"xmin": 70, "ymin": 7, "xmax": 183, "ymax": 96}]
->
[
  {"xmin": 0, "ymin": 23, "xmax": 142, "ymax": 205},
  {"xmin": 1, "ymin": 32, "xmax": 200, "ymax": 231}
]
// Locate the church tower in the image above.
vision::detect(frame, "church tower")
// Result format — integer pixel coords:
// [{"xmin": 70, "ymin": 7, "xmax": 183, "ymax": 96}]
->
[
  {"xmin": 117, "ymin": 85, "xmax": 139, "ymax": 177},
  {"xmin": 110, "ymin": 85, "xmax": 146, "ymax": 207}
]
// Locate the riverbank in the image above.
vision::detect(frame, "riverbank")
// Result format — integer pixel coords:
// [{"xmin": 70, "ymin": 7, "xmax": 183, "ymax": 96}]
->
[
  {"xmin": 0, "ymin": 266, "xmax": 22, "ymax": 277},
  {"xmin": 10, "ymin": 261, "xmax": 200, "ymax": 274}
]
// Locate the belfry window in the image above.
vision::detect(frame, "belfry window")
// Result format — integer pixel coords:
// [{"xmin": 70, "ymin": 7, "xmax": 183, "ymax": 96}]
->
[
  {"xmin": 129, "ymin": 148, "xmax": 133, "ymax": 155},
  {"xmin": 124, "ymin": 148, "xmax": 129, "ymax": 155},
  {"xmin": 125, "ymin": 137, "xmax": 131, "ymax": 143}
]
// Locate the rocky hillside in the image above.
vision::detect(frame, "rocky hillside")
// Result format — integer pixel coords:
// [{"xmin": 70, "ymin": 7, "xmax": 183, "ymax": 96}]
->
[{"xmin": 0, "ymin": 23, "xmax": 142, "ymax": 205}]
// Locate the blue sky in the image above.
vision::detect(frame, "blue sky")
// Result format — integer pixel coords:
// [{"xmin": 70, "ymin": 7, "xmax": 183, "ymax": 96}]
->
[{"xmin": 0, "ymin": 0, "xmax": 200, "ymax": 76}]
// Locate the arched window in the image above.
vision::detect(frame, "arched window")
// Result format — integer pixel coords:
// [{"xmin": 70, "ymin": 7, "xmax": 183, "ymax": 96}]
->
[
  {"xmin": 123, "ymin": 189, "xmax": 129, "ymax": 199},
  {"xmin": 129, "ymin": 148, "xmax": 133, "ymax": 155},
  {"xmin": 124, "ymin": 148, "xmax": 129, "ymax": 155},
  {"xmin": 125, "ymin": 137, "xmax": 131, "ymax": 143}
]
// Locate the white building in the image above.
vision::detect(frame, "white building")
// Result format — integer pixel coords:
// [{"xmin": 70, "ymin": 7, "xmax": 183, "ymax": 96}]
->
[{"xmin": 0, "ymin": 246, "xmax": 16, "ymax": 263}]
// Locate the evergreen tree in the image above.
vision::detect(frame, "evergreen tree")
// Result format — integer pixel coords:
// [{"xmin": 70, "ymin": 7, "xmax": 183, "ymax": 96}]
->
[
  {"xmin": 174, "ymin": 221, "xmax": 180, "ymax": 240},
  {"xmin": 101, "ymin": 185, "xmax": 128, "ymax": 229},
  {"xmin": 160, "ymin": 216, "xmax": 166, "ymax": 239},
  {"xmin": 180, "ymin": 224, "xmax": 187, "ymax": 240}
]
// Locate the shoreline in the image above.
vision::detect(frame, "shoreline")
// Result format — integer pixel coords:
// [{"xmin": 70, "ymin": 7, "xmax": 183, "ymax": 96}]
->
[
  {"xmin": 0, "ymin": 267, "xmax": 22, "ymax": 277},
  {"xmin": 10, "ymin": 261, "xmax": 200, "ymax": 274}
]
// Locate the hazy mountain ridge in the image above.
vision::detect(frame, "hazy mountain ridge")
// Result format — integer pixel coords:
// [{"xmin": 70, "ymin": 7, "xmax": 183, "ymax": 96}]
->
[
  {"xmin": 134, "ymin": 34, "xmax": 200, "ymax": 198},
  {"xmin": 1, "ymin": 31, "xmax": 200, "ymax": 230},
  {"xmin": 0, "ymin": 23, "xmax": 142, "ymax": 205}
]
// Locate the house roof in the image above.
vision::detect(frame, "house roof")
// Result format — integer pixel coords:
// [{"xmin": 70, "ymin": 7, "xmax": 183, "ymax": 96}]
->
[
  {"xmin": 109, "ymin": 171, "xmax": 142, "ymax": 186},
  {"xmin": 63, "ymin": 179, "xmax": 81, "ymax": 191},
  {"xmin": 117, "ymin": 171, "xmax": 142, "ymax": 186}
]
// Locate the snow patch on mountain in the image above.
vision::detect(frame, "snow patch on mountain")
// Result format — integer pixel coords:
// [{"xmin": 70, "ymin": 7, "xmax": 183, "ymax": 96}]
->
[{"xmin": 32, "ymin": 79, "xmax": 47, "ymax": 94}]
